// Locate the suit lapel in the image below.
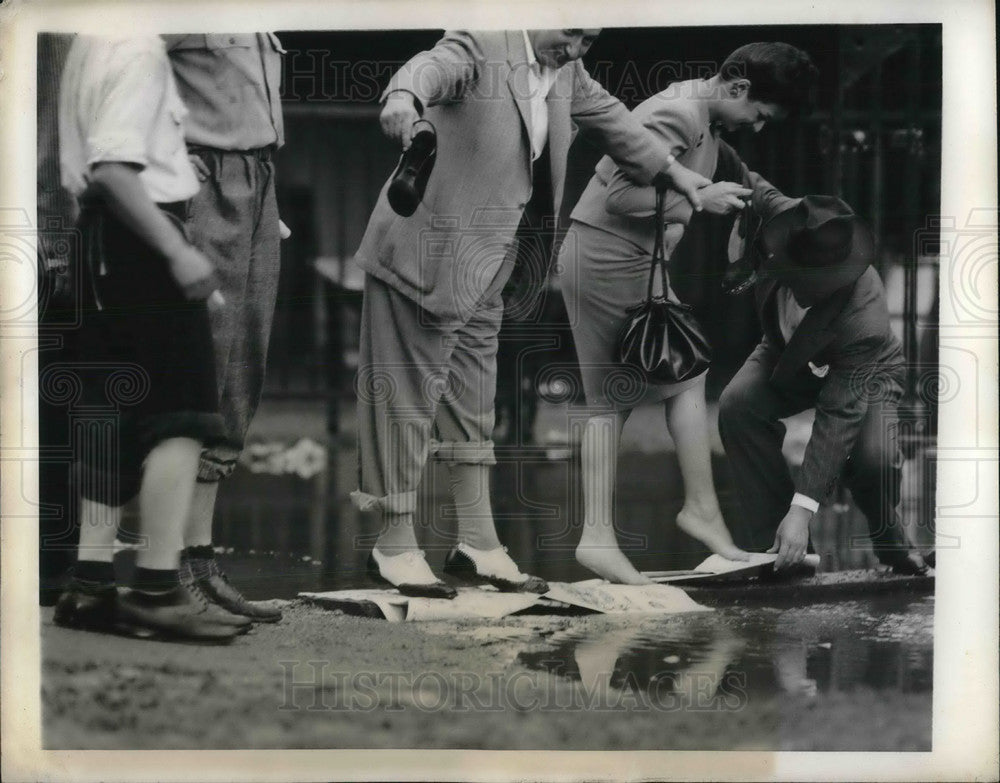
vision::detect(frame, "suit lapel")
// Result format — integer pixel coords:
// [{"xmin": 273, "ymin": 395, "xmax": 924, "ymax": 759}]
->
[
  {"xmin": 545, "ymin": 70, "xmax": 574, "ymax": 214},
  {"xmin": 771, "ymin": 283, "xmax": 856, "ymax": 385},
  {"xmin": 505, "ymin": 31, "xmax": 534, "ymax": 150}
]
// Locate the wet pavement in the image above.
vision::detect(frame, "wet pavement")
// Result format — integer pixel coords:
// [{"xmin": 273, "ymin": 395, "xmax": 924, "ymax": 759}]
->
[
  {"xmin": 41, "ymin": 402, "xmax": 936, "ymax": 750},
  {"xmin": 516, "ymin": 595, "xmax": 933, "ymax": 710},
  {"xmin": 41, "ymin": 593, "xmax": 934, "ymax": 750}
]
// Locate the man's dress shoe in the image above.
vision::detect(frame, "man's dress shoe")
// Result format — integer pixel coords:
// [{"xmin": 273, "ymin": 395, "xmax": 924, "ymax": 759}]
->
[
  {"xmin": 368, "ymin": 548, "xmax": 457, "ymax": 600},
  {"xmin": 444, "ymin": 543, "xmax": 549, "ymax": 593},
  {"xmin": 53, "ymin": 582, "xmax": 118, "ymax": 632}
]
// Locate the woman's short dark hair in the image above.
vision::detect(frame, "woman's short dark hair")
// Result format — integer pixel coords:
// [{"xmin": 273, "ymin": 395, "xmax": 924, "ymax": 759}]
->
[{"xmin": 719, "ymin": 42, "xmax": 819, "ymax": 115}]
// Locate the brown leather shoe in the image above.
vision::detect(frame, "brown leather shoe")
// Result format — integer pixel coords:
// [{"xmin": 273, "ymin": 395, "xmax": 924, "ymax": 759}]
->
[
  {"xmin": 194, "ymin": 558, "xmax": 283, "ymax": 623},
  {"xmin": 115, "ymin": 584, "xmax": 241, "ymax": 643},
  {"xmin": 53, "ymin": 582, "xmax": 117, "ymax": 632},
  {"xmin": 443, "ymin": 544, "xmax": 549, "ymax": 594}
]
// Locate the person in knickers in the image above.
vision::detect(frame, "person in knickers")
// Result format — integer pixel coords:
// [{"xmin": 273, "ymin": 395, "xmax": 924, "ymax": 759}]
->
[
  {"xmin": 162, "ymin": 33, "xmax": 286, "ymax": 624},
  {"xmin": 53, "ymin": 35, "xmax": 251, "ymax": 641}
]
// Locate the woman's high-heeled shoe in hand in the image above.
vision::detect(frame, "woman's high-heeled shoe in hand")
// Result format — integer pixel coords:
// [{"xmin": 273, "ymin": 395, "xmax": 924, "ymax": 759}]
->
[{"xmin": 387, "ymin": 119, "xmax": 436, "ymax": 217}]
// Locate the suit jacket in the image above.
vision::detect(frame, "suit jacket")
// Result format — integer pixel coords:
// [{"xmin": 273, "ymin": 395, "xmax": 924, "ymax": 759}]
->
[
  {"xmin": 754, "ymin": 265, "xmax": 906, "ymax": 502},
  {"xmin": 354, "ymin": 30, "xmax": 672, "ymax": 323},
  {"xmin": 570, "ymin": 78, "xmax": 720, "ymax": 256},
  {"xmin": 741, "ymin": 170, "xmax": 906, "ymax": 501}
]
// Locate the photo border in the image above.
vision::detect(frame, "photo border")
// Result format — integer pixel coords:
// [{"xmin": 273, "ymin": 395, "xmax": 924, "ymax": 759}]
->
[{"xmin": 2, "ymin": 0, "xmax": 996, "ymax": 780}]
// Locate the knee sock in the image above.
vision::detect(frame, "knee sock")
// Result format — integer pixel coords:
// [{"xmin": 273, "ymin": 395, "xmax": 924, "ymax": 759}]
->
[
  {"xmin": 448, "ymin": 463, "xmax": 501, "ymax": 551},
  {"xmin": 182, "ymin": 544, "xmax": 216, "ymax": 579},
  {"xmin": 184, "ymin": 480, "xmax": 218, "ymax": 548},
  {"xmin": 72, "ymin": 559, "xmax": 116, "ymax": 590},
  {"xmin": 374, "ymin": 512, "xmax": 420, "ymax": 555}
]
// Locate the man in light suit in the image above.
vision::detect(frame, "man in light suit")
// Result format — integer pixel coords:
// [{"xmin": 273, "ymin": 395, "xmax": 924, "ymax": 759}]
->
[
  {"xmin": 353, "ymin": 30, "xmax": 712, "ymax": 597},
  {"xmin": 718, "ymin": 187, "xmax": 931, "ymax": 576}
]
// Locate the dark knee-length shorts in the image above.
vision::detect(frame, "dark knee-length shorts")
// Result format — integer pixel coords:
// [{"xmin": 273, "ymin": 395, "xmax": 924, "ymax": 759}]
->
[{"xmin": 70, "ymin": 202, "xmax": 225, "ymax": 506}]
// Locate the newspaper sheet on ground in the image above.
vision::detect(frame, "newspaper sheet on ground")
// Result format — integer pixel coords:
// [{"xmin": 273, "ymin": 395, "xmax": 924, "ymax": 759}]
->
[{"xmin": 300, "ymin": 581, "xmax": 711, "ymax": 620}]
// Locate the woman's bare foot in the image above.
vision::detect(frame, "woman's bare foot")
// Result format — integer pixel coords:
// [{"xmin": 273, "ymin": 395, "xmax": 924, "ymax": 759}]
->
[
  {"xmin": 576, "ymin": 544, "xmax": 653, "ymax": 585},
  {"xmin": 676, "ymin": 506, "xmax": 749, "ymax": 562}
]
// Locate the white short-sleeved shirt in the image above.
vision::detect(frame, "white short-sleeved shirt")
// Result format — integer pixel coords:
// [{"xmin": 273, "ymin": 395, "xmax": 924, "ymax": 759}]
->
[{"xmin": 59, "ymin": 35, "xmax": 199, "ymax": 204}]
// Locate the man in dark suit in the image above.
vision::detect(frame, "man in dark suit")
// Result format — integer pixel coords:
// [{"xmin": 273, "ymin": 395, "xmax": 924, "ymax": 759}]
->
[{"xmin": 718, "ymin": 191, "xmax": 931, "ymax": 574}]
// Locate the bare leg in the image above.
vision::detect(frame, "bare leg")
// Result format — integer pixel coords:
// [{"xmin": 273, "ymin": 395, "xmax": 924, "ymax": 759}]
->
[
  {"xmin": 665, "ymin": 378, "xmax": 747, "ymax": 561},
  {"xmin": 575, "ymin": 411, "xmax": 652, "ymax": 584},
  {"xmin": 136, "ymin": 437, "xmax": 201, "ymax": 571}
]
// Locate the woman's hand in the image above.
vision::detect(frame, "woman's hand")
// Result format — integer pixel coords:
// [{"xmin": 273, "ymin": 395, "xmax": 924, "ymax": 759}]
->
[{"xmin": 697, "ymin": 181, "xmax": 753, "ymax": 216}]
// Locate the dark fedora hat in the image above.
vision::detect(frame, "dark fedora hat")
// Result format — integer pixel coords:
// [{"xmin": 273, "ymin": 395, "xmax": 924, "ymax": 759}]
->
[{"xmin": 760, "ymin": 195, "xmax": 874, "ymax": 303}]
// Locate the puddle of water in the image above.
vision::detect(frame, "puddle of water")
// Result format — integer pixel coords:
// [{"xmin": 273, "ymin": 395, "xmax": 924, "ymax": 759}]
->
[{"xmin": 515, "ymin": 597, "xmax": 933, "ymax": 712}]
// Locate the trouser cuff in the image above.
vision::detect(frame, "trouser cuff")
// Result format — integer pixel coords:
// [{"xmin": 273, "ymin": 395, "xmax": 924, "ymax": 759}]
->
[
  {"xmin": 350, "ymin": 489, "xmax": 417, "ymax": 514},
  {"xmin": 429, "ymin": 439, "xmax": 497, "ymax": 466},
  {"xmin": 197, "ymin": 449, "xmax": 240, "ymax": 482}
]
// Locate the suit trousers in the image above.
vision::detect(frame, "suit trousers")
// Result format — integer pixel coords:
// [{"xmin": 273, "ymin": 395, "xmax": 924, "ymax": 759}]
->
[
  {"xmin": 352, "ymin": 273, "xmax": 504, "ymax": 517},
  {"xmin": 718, "ymin": 342, "xmax": 910, "ymax": 561}
]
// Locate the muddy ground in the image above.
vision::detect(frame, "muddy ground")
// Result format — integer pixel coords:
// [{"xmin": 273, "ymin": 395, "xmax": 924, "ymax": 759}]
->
[{"xmin": 42, "ymin": 593, "xmax": 932, "ymax": 752}]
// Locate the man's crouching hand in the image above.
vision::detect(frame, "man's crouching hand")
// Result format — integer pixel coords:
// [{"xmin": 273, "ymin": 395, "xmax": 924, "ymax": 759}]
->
[{"xmin": 768, "ymin": 505, "xmax": 812, "ymax": 570}]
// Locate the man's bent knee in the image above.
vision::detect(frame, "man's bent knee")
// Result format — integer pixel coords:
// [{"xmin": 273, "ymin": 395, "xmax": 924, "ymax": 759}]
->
[{"xmin": 718, "ymin": 383, "xmax": 750, "ymax": 426}]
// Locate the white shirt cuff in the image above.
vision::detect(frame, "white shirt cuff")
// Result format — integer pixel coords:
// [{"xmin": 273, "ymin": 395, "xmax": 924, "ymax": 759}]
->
[{"xmin": 791, "ymin": 493, "xmax": 820, "ymax": 514}]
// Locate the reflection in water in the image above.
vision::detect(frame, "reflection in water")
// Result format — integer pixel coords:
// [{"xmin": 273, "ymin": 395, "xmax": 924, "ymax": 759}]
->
[
  {"xmin": 517, "ymin": 598, "xmax": 933, "ymax": 710},
  {"xmin": 214, "ymin": 438, "xmax": 932, "ymax": 723},
  {"xmin": 552, "ymin": 624, "xmax": 749, "ymax": 710}
]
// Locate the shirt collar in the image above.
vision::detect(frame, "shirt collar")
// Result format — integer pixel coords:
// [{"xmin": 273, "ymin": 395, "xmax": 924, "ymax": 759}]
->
[
  {"xmin": 779, "ymin": 285, "xmax": 811, "ymax": 313},
  {"xmin": 522, "ymin": 30, "xmax": 539, "ymax": 68}
]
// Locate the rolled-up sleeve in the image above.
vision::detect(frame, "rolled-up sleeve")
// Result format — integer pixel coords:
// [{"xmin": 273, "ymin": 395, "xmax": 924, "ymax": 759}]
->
[{"xmin": 85, "ymin": 48, "xmax": 167, "ymax": 170}]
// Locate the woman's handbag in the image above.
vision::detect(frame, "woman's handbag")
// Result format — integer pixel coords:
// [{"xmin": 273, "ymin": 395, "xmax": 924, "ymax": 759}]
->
[{"xmin": 615, "ymin": 186, "xmax": 712, "ymax": 384}]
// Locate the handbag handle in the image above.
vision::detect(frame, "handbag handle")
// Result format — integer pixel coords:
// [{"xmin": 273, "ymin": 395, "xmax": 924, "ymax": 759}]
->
[{"xmin": 645, "ymin": 185, "xmax": 671, "ymax": 301}]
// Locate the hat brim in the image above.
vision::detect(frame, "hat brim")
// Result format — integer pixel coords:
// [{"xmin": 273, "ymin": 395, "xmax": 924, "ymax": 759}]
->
[{"xmin": 761, "ymin": 204, "xmax": 875, "ymax": 300}]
